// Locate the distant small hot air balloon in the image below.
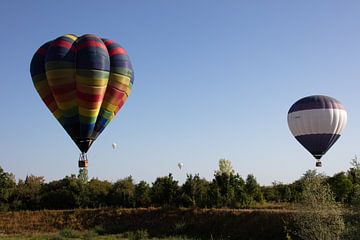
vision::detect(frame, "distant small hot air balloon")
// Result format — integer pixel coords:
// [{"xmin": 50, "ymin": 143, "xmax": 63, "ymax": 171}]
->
[
  {"xmin": 287, "ymin": 95, "xmax": 347, "ymax": 167},
  {"xmin": 178, "ymin": 162, "xmax": 184, "ymax": 170},
  {"xmin": 112, "ymin": 143, "xmax": 117, "ymax": 149}
]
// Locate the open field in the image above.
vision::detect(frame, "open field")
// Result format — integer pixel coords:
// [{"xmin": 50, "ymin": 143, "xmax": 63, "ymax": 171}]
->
[
  {"xmin": 0, "ymin": 232, "xmax": 192, "ymax": 240},
  {"xmin": 0, "ymin": 208, "xmax": 294, "ymax": 240}
]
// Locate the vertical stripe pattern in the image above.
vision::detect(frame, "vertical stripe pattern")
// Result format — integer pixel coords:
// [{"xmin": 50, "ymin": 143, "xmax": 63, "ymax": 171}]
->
[{"xmin": 30, "ymin": 34, "xmax": 134, "ymax": 153}]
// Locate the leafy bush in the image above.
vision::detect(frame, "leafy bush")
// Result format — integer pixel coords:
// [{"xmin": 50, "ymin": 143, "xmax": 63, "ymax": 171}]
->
[
  {"xmin": 289, "ymin": 170, "xmax": 345, "ymax": 240},
  {"xmin": 59, "ymin": 228, "xmax": 81, "ymax": 238},
  {"xmin": 124, "ymin": 229, "xmax": 149, "ymax": 240},
  {"xmin": 93, "ymin": 225, "xmax": 106, "ymax": 235}
]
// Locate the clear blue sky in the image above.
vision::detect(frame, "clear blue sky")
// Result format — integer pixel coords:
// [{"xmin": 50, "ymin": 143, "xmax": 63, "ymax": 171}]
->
[{"xmin": 1, "ymin": 1, "xmax": 360, "ymax": 185}]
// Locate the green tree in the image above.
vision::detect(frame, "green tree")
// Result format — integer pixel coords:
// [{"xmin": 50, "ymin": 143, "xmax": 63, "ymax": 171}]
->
[
  {"xmin": 328, "ymin": 172, "xmax": 353, "ymax": 203},
  {"xmin": 83, "ymin": 178, "xmax": 112, "ymax": 208},
  {"xmin": 213, "ymin": 158, "xmax": 235, "ymax": 207},
  {"xmin": 276, "ymin": 183, "xmax": 292, "ymax": 202},
  {"xmin": 207, "ymin": 181, "xmax": 222, "ymax": 207},
  {"xmin": 245, "ymin": 174, "xmax": 264, "ymax": 203},
  {"xmin": 180, "ymin": 174, "xmax": 210, "ymax": 208},
  {"xmin": 290, "ymin": 170, "xmax": 345, "ymax": 240},
  {"xmin": 231, "ymin": 173, "xmax": 249, "ymax": 208},
  {"xmin": 0, "ymin": 166, "xmax": 16, "ymax": 211},
  {"xmin": 78, "ymin": 168, "xmax": 88, "ymax": 183},
  {"xmin": 40, "ymin": 175, "xmax": 85, "ymax": 209},
  {"xmin": 211, "ymin": 159, "xmax": 250, "ymax": 208},
  {"xmin": 135, "ymin": 180, "xmax": 151, "ymax": 207},
  {"xmin": 263, "ymin": 181, "xmax": 292, "ymax": 203},
  {"xmin": 344, "ymin": 157, "xmax": 360, "ymax": 239},
  {"xmin": 213, "ymin": 172, "xmax": 235, "ymax": 206},
  {"xmin": 151, "ymin": 174, "xmax": 179, "ymax": 207},
  {"xmin": 15, "ymin": 175, "xmax": 45, "ymax": 210},
  {"xmin": 108, "ymin": 176, "xmax": 135, "ymax": 207}
]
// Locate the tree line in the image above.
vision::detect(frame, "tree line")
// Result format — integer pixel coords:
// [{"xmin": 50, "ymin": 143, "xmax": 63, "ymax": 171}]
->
[{"xmin": 1, "ymin": 159, "xmax": 360, "ymax": 211}]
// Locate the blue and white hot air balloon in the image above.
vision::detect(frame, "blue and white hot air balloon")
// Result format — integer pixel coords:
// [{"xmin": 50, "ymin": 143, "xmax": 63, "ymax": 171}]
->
[{"xmin": 287, "ymin": 95, "xmax": 347, "ymax": 167}]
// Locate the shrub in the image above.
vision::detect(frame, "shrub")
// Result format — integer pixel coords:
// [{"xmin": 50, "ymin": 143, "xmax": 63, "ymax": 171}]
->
[
  {"xmin": 59, "ymin": 228, "xmax": 81, "ymax": 238},
  {"xmin": 124, "ymin": 229, "xmax": 150, "ymax": 240},
  {"xmin": 289, "ymin": 170, "xmax": 345, "ymax": 240}
]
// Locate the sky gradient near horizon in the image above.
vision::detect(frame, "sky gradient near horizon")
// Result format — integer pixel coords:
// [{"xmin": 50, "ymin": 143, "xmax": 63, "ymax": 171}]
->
[{"xmin": 1, "ymin": 1, "xmax": 360, "ymax": 185}]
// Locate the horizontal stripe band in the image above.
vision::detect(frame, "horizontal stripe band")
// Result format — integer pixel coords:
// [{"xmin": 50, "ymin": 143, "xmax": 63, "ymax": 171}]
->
[
  {"xmin": 77, "ymin": 40, "xmax": 107, "ymax": 51},
  {"xmin": 109, "ymin": 48, "xmax": 127, "ymax": 56},
  {"xmin": 46, "ymin": 61, "xmax": 75, "ymax": 70},
  {"xmin": 43, "ymin": 94, "xmax": 56, "ymax": 106},
  {"xmin": 53, "ymin": 109, "xmax": 63, "ymax": 119},
  {"xmin": 295, "ymin": 134, "xmax": 341, "ymax": 159},
  {"xmin": 109, "ymin": 72, "xmax": 131, "ymax": 85},
  {"xmin": 98, "ymin": 109, "xmax": 113, "ymax": 119},
  {"xmin": 51, "ymin": 83, "xmax": 76, "ymax": 95},
  {"xmin": 32, "ymin": 73, "xmax": 47, "ymax": 83},
  {"xmin": 57, "ymin": 99, "xmax": 77, "ymax": 109},
  {"xmin": 45, "ymin": 101, "xmax": 58, "ymax": 113},
  {"xmin": 288, "ymin": 108, "xmax": 347, "ymax": 136},
  {"xmin": 46, "ymin": 69, "xmax": 75, "ymax": 81},
  {"xmin": 77, "ymin": 99, "xmax": 102, "ymax": 109},
  {"xmin": 108, "ymin": 82, "xmax": 131, "ymax": 96},
  {"xmin": 104, "ymin": 90, "xmax": 127, "ymax": 105},
  {"xmin": 76, "ymin": 69, "xmax": 110, "ymax": 78},
  {"xmin": 34, "ymin": 80, "xmax": 50, "ymax": 92},
  {"xmin": 79, "ymin": 107, "xmax": 100, "ymax": 117},
  {"xmin": 101, "ymin": 101, "xmax": 118, "ymax": 112},
  {"xmin": 64, "ymin": 34, "xmax": 78, "ymax": 41},
  {"xmin": 76, "ymin": 84, "xmax": 106, "ymax": 95},
  {"xmin": 50, "ymin": 39, "xmax": 74, "ymax": 50},
  {"xmin": 289, "ymin": 95, "xmax": 345, "ymax": 113},
  {"xmin": 76, "ymin": 75, "xmax": 108, "ymax": 86},
  {"xmin": 77, "ymin": 91, "xmax": 105, "ymax": 102},
  {"xmin": 61, "ymin": 107, "xmax": 78, "ymax": 117},
  {"xmin": 80, "ymin": 115, "xmax": 97, "ymax": 124},
  {"xmin": 54, "ymin": 91, "xmax": 76, "ymax": 102}
]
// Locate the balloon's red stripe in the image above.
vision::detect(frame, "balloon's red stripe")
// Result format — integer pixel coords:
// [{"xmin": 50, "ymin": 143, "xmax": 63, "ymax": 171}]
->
[
  {"xmin": 51, "ymin": 40, "xmax": 73, "ymax": 49},
  {"xmin": 103, "ymin": 39, "xmax": 114, "ymax": 45},
  {"xmin": 51, "ymin": 83, "xmax": 76, "ymax": 95},
  {"xmin": 105, "ymin": 85, "xmax": 124, "ymax": 96},
  {"xmin": 43, "ymin": 94, "xmax": 55, "ymax": 106},
  {"xmin": 109, "ymin": 48, "xmax": 127, "ymax": 56},
  {"xmin": 114, "ymin": 100, "xmax": 125, "ymax": 114},
  {"xmin": 77, "ymin": 91, "xmax": 104, "ymax": 102},
  {"xmin": 77, "ymin": 40, "xmax": 107, "ymax": 51},
  {"xmin": 78, "ymin": 99, "xmax": 101, "ymax": 108},
  {"xmin": 37, "ymin": 48, "xmax": 47, "ymax": 56}
]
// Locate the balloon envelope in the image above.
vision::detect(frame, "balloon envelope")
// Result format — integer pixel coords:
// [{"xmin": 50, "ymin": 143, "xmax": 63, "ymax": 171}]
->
[
  {"xmin": 178, "ymin": 163, "xmax": 183, "ymax": 170},
  {"xmin": 287, "ymin": 95, "xmax": 347, "ymax": 161},
  {"xmin": 112, "ymin": 143, "xmax": 117, "ymax": 149},
  {"xmin": 30, "ymin": 34, "xmax": 134, "ymax": 153}
]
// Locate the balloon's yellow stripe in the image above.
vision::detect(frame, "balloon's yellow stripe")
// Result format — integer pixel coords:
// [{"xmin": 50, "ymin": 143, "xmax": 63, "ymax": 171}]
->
[
  {"xmin": 77, "ymin": 84, "xmax": 107, "ymax": 95},
  {"xmin": 76, "ymin": 75, "xmax": 108, "ymax": 87},
  {"xmin": 79, "ymin": 107, "xmax": 100, "ymax": 117}
]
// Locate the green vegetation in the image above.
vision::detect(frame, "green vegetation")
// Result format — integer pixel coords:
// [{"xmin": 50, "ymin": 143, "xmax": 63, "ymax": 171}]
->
[
  {"xmin": 0, "ymin": 160, "xmax": 266, "ymax": 210},
  {"xmin": 2, "ymin": 158, "xmax": 360, "ymax": 239},
  {"xmin": 2, "ymin": 158, "xmax": 360, "ymax": 211},
  {"xmin": 0, "ymin": 229, "xmax": 195, "ymax": 239},
  {"xmin": 287, "ymin": 170, "xmax": 345, "ymax": 240}
]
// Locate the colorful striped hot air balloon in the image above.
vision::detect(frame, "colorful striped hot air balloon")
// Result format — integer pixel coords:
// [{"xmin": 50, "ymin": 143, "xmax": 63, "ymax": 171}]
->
[
  {"xmin": 287, "ymin": 95, "xmax": 347, "ymax": 167},
  {"xmin": 30, "ymin": 34, "xmax": 134, "ymax": 168}
]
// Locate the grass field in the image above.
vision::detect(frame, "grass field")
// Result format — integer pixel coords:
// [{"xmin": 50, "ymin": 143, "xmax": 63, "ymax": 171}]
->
[
  {"xmin": 0, "ymin": 207, "xmax": 293, "ymax": 240},
  {"xmin": 0, "ymin": 229, "xmax": 194, "ymax": 240}
]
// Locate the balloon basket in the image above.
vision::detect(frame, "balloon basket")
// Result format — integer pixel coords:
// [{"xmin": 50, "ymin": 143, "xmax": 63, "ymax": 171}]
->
[
  {"xmin": 78, "ymin": 160, "xmax": 88, "ymax": 168},
  {"xmin": 78, "ymin": 153, "xmax": 88, "ymax": 168},
  {"xmin": 316, "ymin": 161, "xmax": 322, "ymax": 167}
]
